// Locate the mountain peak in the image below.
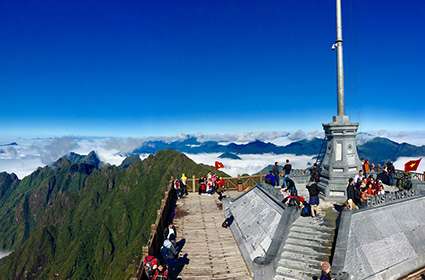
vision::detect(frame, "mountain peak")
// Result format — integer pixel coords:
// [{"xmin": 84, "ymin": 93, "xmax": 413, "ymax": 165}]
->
[{"xmin": 54, "ymin": 151, "xmax": 101, "ymax": 169}]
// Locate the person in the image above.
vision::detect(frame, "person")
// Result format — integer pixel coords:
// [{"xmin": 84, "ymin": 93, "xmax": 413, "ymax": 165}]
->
[
  {"xmin": 143, "ymin": 255, "xmax": 158, "ymax": 280},
  {"xmin": 163, "ymin": 224, "xmax": 177, "ymax": 241},
  {"xmin": 377, "ymin": 167, "xmax": 390, "ymax": 185},
  {"xmin": 161, "ymin": 234, "xmax": 185, "ymax": 263},
  {"xmin": 319, "ymin": 261, "xmax": 332, "ymax": 280},
  {"xmin": 272, "ymin": 162, "xmax": 280, "ymax": 186},
  {"xmin": 363, "ymin": 160, "xmax": 371, "ymax": 177},
  {"xmin": 216, "ymin": 177, "xmax": 226, "ymax": 200},
  {"xmin": 306, "ymin": 182, "xmax": 320, "ymax": 217},
  {"xmin": 265, "ymin": 171, "xmax": 276, "ymax": 186},
  {"xmin": 173, "ymin": 179, "xmax": 182, "ymax": 198},
  {"xmin": 180, "ymin": 173, "xmax": 188, "ymax": 196},
  {"xmin": 282, "ymin": 159, "xmax": 292, "ymax": 188},
  {"xmin": 152, "ymin": 265, "xmax": 168, "ymax": 280},
  {"xmin": 310, "ymin": 163, "xmax": 320, "ymax": 183},
  {"xmin": 365, "ymin": 181, "xmax": 375, "ymax": 197},
  {"xmin": 354, "ymin": 170, "xmax": 364, "ymax": 184},
  {"xmin": 346, "ymin": 178, "xmax": 357, "ymax": 210},
  {"xmin": 387, "ymin": 161, "xmax": 396, "ymax": 185},
  {"xmin": 161, "ymin": 234, "xmax": 188, "ymax": 280},
  {"xmin": 284, "ymin": 177, "xmax": 298, "ymax": 196},
  {"xmin": 198, "ymin": 176, "xmax": 206, "ymax": 195},
  {"xmin": 206, "ymin": 179, "xmax": 215, "ymax": 195},
  {"xmin": 375, "ymin": 179, "xmax": 385, "ymax": 195},
  {"xmin": 369, "ymin": 163, "xmax": 377, "ymax": 179},
  {"xmin": 283, "ymin": 159, "xmax": 292, "ymax": 176}
]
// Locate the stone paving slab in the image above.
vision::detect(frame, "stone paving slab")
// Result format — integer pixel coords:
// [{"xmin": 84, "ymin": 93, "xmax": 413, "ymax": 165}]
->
[{"xmin": 174, "ymin": 193, "xmax": 252, "ymax": 280}]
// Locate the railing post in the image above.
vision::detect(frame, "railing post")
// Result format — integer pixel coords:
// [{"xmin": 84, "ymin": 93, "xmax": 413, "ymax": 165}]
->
[{"xmin": 192, "ymin": 175, "xmax": 196, "ymax": 193}]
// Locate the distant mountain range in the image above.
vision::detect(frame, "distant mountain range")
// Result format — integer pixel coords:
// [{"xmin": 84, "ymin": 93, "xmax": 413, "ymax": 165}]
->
[
  {"xmin": 133, "ymin": 136, "xmax": 324, "ymax": 156},
  {"xmin": 132, "ymin": 136, "xmax": 425, "ymax": 163},
  {"xmin": 219, "ymin": 152, "xmax": 242, "ymax": 160},
  {"xmin": 0, "ymin": 142, "xmax": 17, "ymax": 147}
]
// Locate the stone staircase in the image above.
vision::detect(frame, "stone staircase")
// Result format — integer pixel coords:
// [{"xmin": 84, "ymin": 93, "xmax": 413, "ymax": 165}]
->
[{"xmin": 273, "ymin": 209, "xmax": 337, "ymax": 280}]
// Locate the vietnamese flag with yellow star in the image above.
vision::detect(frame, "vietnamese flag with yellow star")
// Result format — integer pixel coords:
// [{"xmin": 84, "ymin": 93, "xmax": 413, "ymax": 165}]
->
[{"xmin": 404, "ymin": 159, "xmax": 422, "ymax": 172}]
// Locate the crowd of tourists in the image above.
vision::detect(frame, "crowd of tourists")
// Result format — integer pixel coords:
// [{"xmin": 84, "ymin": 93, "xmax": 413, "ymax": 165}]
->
[
  {"xmin": 143, "ymin": 223, "xmax": 189, "ymax": 280},
  {"xmin": 198, "ymin": 172, "xmax": 226, "ymax": 199},
  {"xmin": 359, "ymin": 159, "xmax": 397, "ymax": 186},
  {"xmin": 345, "ymin": 160, "xmax": 396, "ymax": 209},
  {"xmin": 171, "ymin": 174, "xmax": 189, "ymax": 199},
  {"xmin": 264, "ymin": 159, "xmax": 322, "ymax": 218}
]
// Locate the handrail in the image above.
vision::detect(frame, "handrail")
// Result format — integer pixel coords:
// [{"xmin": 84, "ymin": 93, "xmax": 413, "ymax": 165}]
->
[
  {"xmin": 134, "ymin": 183, "xmax": 178, "ymax": 280},
  {"xmin": 395, "ymin": 169, "xmax": 425, "ymax": 182}
]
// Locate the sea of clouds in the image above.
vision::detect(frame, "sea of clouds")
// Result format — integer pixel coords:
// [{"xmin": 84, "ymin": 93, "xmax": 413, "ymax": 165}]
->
[
  {"xmin": 185, "ymin": 153, "xmax": 315, "ymax": 177},
  {"xmin": 1, "ymin": 129, "xmax": 425, "ymax": 179}
]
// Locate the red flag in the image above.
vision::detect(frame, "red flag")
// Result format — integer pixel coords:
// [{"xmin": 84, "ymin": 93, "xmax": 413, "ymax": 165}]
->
[
  {"xmin": 215, "ymin": 161, "xmax": 224, "ymax": 170},
  {"xmin": 404, "ymin": 158, "xmax": 422, "ymax": 172}
]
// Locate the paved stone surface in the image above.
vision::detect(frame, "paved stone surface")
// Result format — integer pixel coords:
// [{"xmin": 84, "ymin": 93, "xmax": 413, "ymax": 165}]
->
[
  {"xmin": 174, "ymin": 193, "xmax": 252, "ymax": 280},
  {"xmin": 333, "ymin": 196, "xmax": 425, "ymax": 280}
]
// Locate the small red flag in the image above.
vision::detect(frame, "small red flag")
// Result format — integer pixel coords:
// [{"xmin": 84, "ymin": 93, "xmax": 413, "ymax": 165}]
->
[
  {"xmin": 404, "ymin": 158, "xmax": 422, "ymax": 172},
  {"xmin": 215, "ymin": 161, "xmax": 224, "ymax": 170}
]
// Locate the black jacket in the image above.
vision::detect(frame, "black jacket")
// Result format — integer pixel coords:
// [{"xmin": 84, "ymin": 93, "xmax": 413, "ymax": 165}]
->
[
  {"xmin": 307, "ymin": 183, "xmax": 320, "ymax": 197},
  {"xmin": 346, "ymin": 183, "xmax": 355, "ymax": 200},
  {"xmin": 283, "ymin": 164, "xmax": 292, "ymax": 175}
]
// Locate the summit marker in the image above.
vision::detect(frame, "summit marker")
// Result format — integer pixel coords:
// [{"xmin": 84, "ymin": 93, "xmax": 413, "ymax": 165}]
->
[{"xmin": 318, "ymin": 0, "xmax": 362, "ymax": 197}]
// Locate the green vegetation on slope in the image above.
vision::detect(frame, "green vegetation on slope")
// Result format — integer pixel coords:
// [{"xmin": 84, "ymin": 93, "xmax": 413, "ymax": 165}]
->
[{"xmin": 0, "ymin": 150, "xmax": 223, "ymax": 280}]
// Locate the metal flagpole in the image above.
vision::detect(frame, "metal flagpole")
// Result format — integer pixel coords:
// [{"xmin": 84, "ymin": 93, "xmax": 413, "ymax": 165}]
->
[{"xmin": 336, "ymin": 0, "xmax": 345, "ymax": 117}]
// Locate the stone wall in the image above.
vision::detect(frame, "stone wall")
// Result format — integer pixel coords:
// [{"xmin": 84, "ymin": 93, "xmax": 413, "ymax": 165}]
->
[
  {"xmin": 224, "ymin": 185, "xmax": 299, "ymax": 279},
  {"xmin": 333, "ymin": 195, "xmax": 425, "ymax": 280}
]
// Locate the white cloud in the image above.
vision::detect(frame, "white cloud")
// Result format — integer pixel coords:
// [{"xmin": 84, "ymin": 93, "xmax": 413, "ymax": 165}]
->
[
  {"xmin": 184, "ymin": 153, "xmax": 314, "ymax": 177},
  {"xmin": 0, "ymin": 251, "xmax": 11, "ymax": 260},
  {"xmin": 1, "ymin": 130, "xmax": 424, "ymax": 180},
  {"xmin": 0, "ymin": 157, "xmax": 44, "ymax": 179},
  {"xmin": 366, "ymin": 130, "xmax": 425, "ymax": 146}
]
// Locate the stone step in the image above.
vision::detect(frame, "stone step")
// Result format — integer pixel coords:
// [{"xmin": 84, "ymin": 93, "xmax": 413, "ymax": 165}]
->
[
  {"xmin": 285, "ymin": 237, "xmax": 333, "ymax": 251},
  {"xmin": 273, "ymin": 274, "xmax": 299, "ymax": 280},
  {"xmin": 278, "ymin": 258, "xmax": 322, "ymax": 273},
  {"xmin": 280, "ymin": 250, "xmax": 329, "ymax": 264},
  {"xmin": 292, "ymin": 217, "xmax": 334, "ymax": 229},
  {"xmin": 283, "ymin": 244, "xmax": 331, "ymax": 258},
  {"xmin": 290, "ymin": 223, "xmax": 335, "ymax": 234},
  {"xmin": 275, "ymin": 266, "xmax": 319, "ymax": 279},
  {"xmin": 288, "ymin": 230, "xmax": 333, "ymax": 242}
]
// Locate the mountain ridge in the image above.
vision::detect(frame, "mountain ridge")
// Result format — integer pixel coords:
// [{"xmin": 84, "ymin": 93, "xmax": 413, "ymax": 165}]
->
[
  {"xmin": 132, "ymin": 136, "xmax": 425, "ymax": 163},
  {"xmin": 0, "ymin": 150, "xmax": 225, "ymax": 279}
]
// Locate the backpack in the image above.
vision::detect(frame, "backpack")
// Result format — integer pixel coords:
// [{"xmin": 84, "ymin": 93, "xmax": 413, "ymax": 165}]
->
[
  {"xmin": 301, "ymin": 203, "xmax": 312, "ymax": 217},
  {"xmin": 160, "ymin": 245, "xmax": 172, "ymax": 261}
]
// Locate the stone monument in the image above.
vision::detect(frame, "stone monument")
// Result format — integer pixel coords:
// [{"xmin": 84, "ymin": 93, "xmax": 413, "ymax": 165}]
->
[{"xmin": 319, "ymin": 0, "xmax": 362, "ymax": 197}]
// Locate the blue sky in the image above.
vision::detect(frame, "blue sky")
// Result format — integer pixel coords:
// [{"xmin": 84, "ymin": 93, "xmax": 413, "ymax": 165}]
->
[{"xmin": 1, "ymin": 0, "xmax": 424, "ymax": 137}]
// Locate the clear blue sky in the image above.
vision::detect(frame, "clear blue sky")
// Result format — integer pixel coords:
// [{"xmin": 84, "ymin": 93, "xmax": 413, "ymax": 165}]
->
[{"xmin": 1, "ymin": 0, "xmax": 424, "ymax": 137}]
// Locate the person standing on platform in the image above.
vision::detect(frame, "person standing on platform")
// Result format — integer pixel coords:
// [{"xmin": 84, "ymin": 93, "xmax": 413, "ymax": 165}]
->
[
  {"xmin": 282, "ymin": 159, "xmax": 292, "ymax": 188},
  {"xmin": 310, "ymin": 162, "xmax": 320, "ymax": 183},
  {"xmin": 306, "ymin": 182, "xmax": 320, "ymax": 217},
  {"xmin": 272, "ymin": 162, "xmax": 280, "ymax": 186},
  {"xmin": 346, "ymin": 178, "xmax": 357, "ymax": 210},
  {"xmin": 362, "ymin": 160, "xmax": 371, "ymax": 177},
  {"xmin": 180, "ymin": 173, "xmax": 188, "ymax": 196}
]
